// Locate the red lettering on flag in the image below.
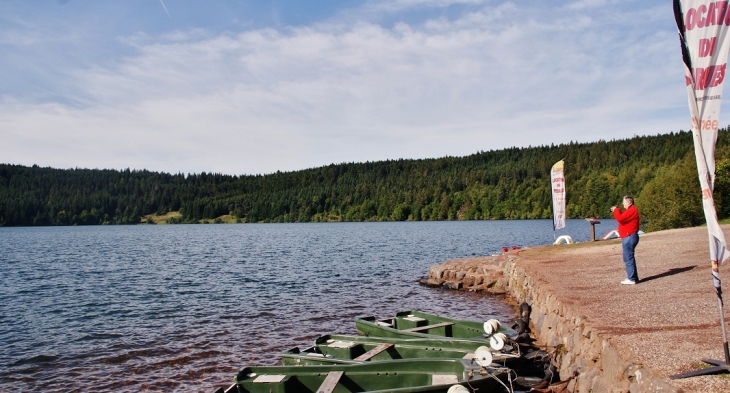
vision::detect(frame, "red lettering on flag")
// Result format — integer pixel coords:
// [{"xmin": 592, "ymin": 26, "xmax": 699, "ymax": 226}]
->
[
  {"xmin": 692, "ymin": 63, "xmax": 727, "ymax": 89},
  {"xmin": 692, "ymin": 116, "xmax": 720, "ymax": 131},
  {"xmin": 700, "ymin": 37, "xmax": 718, "ymax": 57},
  {"xmin": 703, "ymin": 188, "xmax": 713, "ymax": 200},
  {"xmin": 684, "ymin": 1, "xmax": 730, "ymax": 30}
]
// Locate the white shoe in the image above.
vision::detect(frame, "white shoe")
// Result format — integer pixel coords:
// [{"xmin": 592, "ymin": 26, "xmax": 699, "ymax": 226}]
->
[{"xmin": 620, "ymin": 279, "xmax": 636, "ymax": 285}]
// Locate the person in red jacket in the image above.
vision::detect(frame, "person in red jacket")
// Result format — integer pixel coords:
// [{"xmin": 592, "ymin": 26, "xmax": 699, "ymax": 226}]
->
[{"xmin": 611, "ymin": 195, "xmax": 640, "ymax": 284}]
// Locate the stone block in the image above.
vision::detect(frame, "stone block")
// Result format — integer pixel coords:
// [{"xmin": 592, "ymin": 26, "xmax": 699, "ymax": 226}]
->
[
  {"xmin": 534, "ymin": 311, "xmax": 545, "ymax": 331},
  {"xmin": 560, "ymin": 350, "xmax": 576, "ymax": 381},
  {"xmin": 584, "ymin": 337, "xmax": 602, "ymax": 363},
  {"xmin": 443, "ymin": 281, "xmax": 462, "ymax": 290},
  {"xmin": 472, "ymin": 274, "xmax": 484, "ymax": 286},
  {"xmin": 571, "ymin": 327, "xmax": 582, "ymax": 354},
  {"xmin": 601, "ymin": 342, "xmax": 628, "ymax": 384},
  {"xmin": 562, "ymin": 355, "xmax": 589, "ymax": 381},
  {"xmin": 577, "ymin": 366, "xmax": 599, "ymax": 393},
  {"xmin": 429, "ymin": 265, "xmax": 447, "ymax": 279},
  {"xmin": 567, "ymin": 378, "xmax": 576, "ymax": 393},
  {"xmin": 589, "ymin": 375, "xmax": 614, "ymax": 393},
  {"xmin": 482, "ymin": 276, "xmax": 498, "ymax": 288},
  {"xmin": 496, "ymin": 277, "xmax": 508, "ymax": 288},
  {"xmin": 582, "ymin": 325, "xmax": 593, "ymax": 339},
  {"xmin": 631, "ymin": 368, "xmax": 682, "ymax": 393}
]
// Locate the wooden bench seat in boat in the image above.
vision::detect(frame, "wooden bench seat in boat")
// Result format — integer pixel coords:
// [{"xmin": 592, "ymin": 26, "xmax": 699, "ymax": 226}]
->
[
  {"xmin": 353, "ymin": 343, "xmax": 393, "ymax": 361},
  {"xmin": 316, "ymin": 371, "xmax": 343, "ymax": 393}
]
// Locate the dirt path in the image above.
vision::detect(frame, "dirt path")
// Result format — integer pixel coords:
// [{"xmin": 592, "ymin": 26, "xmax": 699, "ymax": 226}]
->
[{"xmin": 513, "ymin": 225, "xmax": 730, "ymax": 392}]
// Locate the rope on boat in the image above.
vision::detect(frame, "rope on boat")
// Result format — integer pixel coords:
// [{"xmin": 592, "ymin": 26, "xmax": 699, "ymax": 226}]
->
[{"xmin": 486, "ymin": 367, "xmax": 515, "ymax": 393}]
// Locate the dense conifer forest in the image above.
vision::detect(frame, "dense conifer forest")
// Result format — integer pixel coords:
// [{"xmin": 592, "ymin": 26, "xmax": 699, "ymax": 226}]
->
[{"xmin": 3, "ymin": 130, "xmax": 730, "ymax": 231}]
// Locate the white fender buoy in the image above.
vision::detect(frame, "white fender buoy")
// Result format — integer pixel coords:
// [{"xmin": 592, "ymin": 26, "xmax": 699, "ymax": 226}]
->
[
  {"xmin": 489, "ymin": 333, "xmax": 507, "ymax": 350},
  {"xmin": 474, "ymin": 346, "xmax": 493, "ymax": 367},
  {"xmin": 483, "ymin": 319, "xmax": 500, "ymax": 335},
  {"xmin": 553, "ymin": 235, "xmax": 573, "ymax": 245},
  {"xmin": 447, "ymin": 384, "xmax": 470, "ymax": 393}
]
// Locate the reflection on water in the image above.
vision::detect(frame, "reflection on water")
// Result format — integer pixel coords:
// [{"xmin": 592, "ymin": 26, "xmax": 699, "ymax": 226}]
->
[{"xmin": 0, "ymin": 220, "xmax": 590, "ymax": 392}]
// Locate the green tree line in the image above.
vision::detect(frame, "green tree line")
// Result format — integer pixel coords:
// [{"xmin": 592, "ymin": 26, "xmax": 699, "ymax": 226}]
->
[{"xmin": 1, "ymin": 130, "xmax": 729, "ymax": 231}]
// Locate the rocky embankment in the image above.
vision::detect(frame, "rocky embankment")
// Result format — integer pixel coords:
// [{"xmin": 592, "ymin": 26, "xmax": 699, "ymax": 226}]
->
[
  {"xmin": 419, "ymin": 254, "xmax": 511, "ymax": 294},
  {"xmin": 419, "ymin": 241, "xmax": 705, "ymax": 393}
]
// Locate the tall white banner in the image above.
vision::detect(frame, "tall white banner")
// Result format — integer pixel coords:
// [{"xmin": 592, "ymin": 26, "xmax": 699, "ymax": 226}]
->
[
  {"xmin": 551, "ymin": 160, "xmax": 566, "ymax": 230},
  {"xmin": 674, "ymin": 0, "xmax": 730, "ymax": 292},
  {"xmin": 672, "ymin": 2, "xmax": 730, "ymax": 376}
]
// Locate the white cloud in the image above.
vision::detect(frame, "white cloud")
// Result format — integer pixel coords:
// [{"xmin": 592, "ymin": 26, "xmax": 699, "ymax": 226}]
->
[
  {"xmin": 365, "ymin": 0, "xmax": 488, "ymax": 13},
  {"xmin": 0, "ymin": 1, "xmax": 690, "ymax": 175}
]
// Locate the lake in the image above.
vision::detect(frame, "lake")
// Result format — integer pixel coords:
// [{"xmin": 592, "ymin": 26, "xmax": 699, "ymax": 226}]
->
[{"xmin": 0, "ymin": 219, "xmax": 594, "ymax": 392}]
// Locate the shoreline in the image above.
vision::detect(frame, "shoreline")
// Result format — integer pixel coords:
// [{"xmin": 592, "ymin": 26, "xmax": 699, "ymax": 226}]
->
[{"xmin": 426, "ymin": 225, "xmax": 730, "ymax": 392}]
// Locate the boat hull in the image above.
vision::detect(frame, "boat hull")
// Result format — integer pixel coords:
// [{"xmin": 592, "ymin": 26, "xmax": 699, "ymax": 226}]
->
[
  {"xmin": 280, "ymin": 334, "xmax": 519, "ymax": 366},
  {"xmin": 221, "ymin": 359, "xmax": 509, "ymax": 393},
  {"xmin": 355, "ymin": 311, "xmax": 516, "ymax": 343}
]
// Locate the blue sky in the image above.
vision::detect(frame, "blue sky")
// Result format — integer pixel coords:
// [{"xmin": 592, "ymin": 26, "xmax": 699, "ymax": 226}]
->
[{"xmin": 1, "ymin": 0, "xmax": 695, "ymax": 175}]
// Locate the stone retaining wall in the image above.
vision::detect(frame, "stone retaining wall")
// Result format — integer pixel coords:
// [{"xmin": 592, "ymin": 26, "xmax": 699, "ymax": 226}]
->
[{"xmin": 422, "ymin": 253, "xmax": 682, "ymax": 393}]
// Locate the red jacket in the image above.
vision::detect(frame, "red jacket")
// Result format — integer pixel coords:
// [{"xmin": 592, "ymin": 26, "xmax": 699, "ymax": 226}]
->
[{"xmin": 614, "ymin": 205, "xmax": 640, "ymax": 238}]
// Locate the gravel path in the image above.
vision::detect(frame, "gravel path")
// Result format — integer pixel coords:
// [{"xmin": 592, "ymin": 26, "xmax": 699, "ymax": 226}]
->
[{"xmin": 514, "ymin": 225, "xmax": 730, "ymax": 392}]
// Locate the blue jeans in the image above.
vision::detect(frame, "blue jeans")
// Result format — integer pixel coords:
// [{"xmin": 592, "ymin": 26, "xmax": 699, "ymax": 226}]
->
[{"xmin": 622, "ymin": 232, "xmax": 639, "ymax": 282}]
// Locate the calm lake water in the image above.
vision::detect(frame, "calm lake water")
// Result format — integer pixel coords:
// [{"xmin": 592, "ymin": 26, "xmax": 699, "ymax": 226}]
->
[{"xmin": 0, "ymin": 220, "xmax": 592, "ymax": 392}]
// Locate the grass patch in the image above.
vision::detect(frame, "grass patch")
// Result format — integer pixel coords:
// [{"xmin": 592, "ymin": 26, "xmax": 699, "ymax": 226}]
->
[
  {"xmin": 140, "ymin": 212, "xmax": 242, "ymax": 224},
  {"xmin": 140, "ymin": 211, "xmax": 182, "ymax": 224},
  {"xmin": 199, "ymin": 215, "xmax": 239, "ymax": 224}
]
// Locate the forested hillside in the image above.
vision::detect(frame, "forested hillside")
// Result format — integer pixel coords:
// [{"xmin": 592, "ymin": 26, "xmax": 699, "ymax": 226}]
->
[{"xmin": 2, "ymin": 130, "xmax": 730, "ymax": 231}]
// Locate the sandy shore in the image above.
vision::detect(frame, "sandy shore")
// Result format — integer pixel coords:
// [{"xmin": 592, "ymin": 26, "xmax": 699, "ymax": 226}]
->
[{"xmin": 512, "ymin": 224, "xmax": 730, "ymax": 392}]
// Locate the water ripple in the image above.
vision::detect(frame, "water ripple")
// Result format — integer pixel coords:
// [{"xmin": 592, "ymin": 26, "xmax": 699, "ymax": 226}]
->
[{"xmin": 0, "ymin": 220, "xmax": 590, "ymax": 392}]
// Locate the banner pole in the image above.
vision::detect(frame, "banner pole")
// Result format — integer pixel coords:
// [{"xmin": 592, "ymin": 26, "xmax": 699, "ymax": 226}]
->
[
  {"xmin": 715, "ymin": 264, "xmax": 730, "ymax": 365},
  {"xmin": 670, "ymin": 0, "xmax": 730, "ymax": 379},
  {"xmin": 718, "ymin": 296, "xmax": 730, "ymax": 364},
  {"xmin": 671, "ymin": 285, "xmax": 730, "ymax": 378}
]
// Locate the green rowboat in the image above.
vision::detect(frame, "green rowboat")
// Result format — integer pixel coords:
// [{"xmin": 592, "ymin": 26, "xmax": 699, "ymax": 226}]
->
[
  {"xmin": 216, "ymin": 358, "xmax": 511, "ymax": 393},
  {"xmin": 354, "ymin": 311, "xmax": 516, "ymax": 346},
  {"xmin": 280, "ymin": 334, "xmax": 520, "ymax": 366}
]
